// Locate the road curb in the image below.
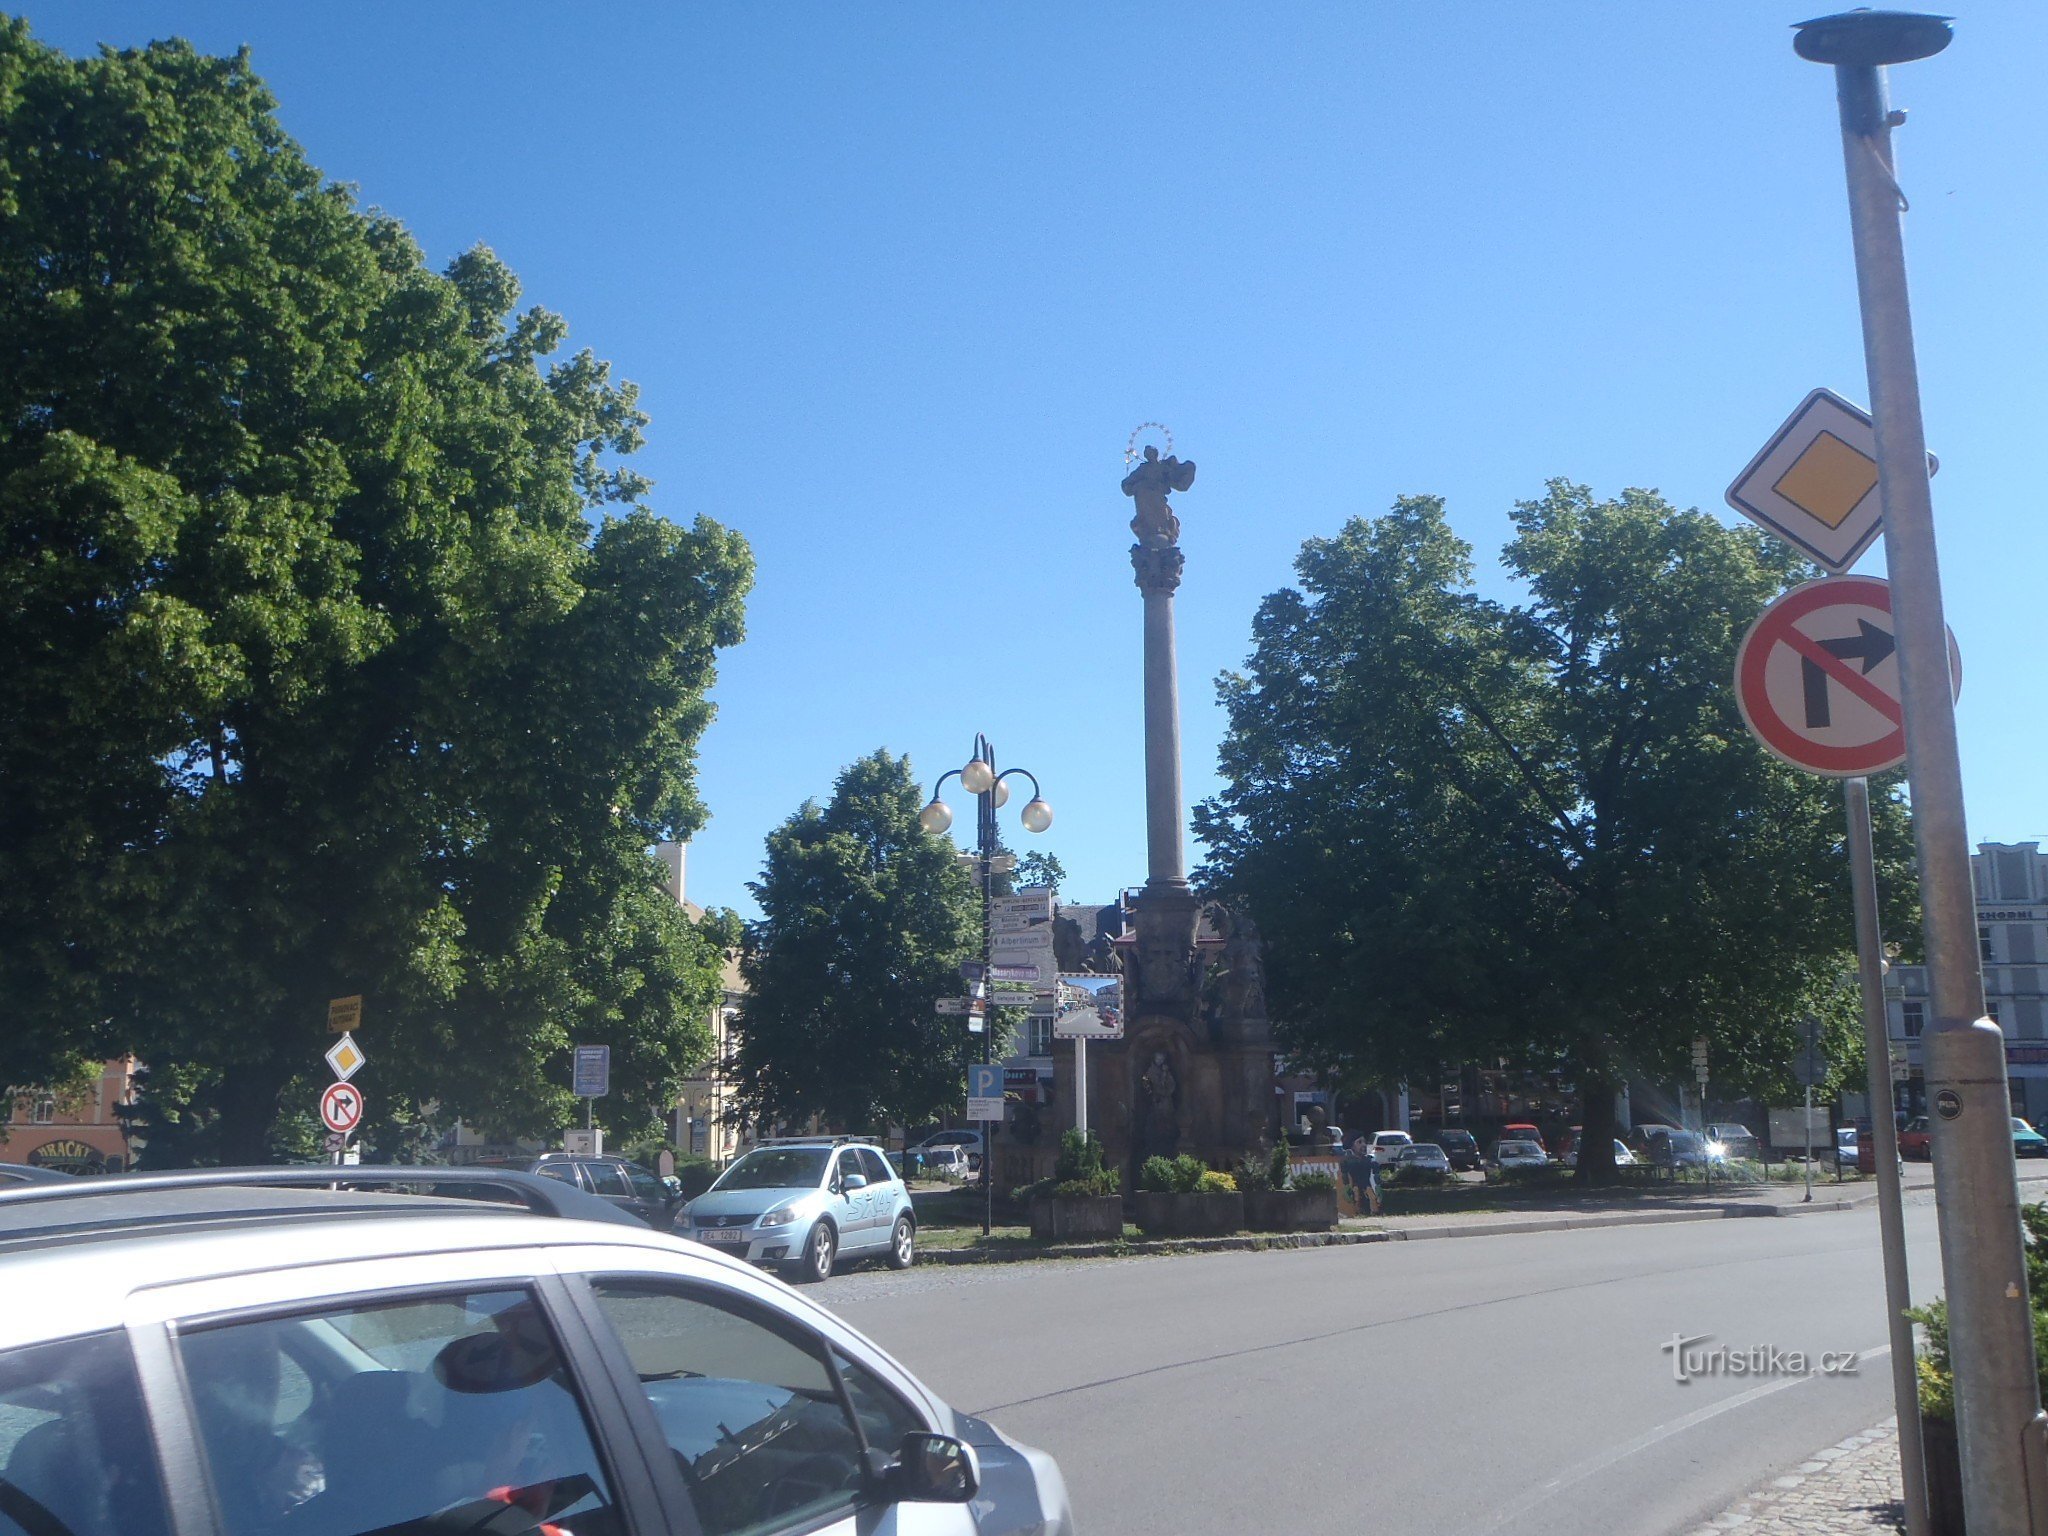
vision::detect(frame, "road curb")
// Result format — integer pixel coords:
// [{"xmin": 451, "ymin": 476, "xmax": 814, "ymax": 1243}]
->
[
  {"xmin": 1380, "ymin": 1202, "xmax": 1798, "ymax": 1242},
  {"xmin": 918, "ymin": 1229, "xmax": 1393, "ymax": 1265}
]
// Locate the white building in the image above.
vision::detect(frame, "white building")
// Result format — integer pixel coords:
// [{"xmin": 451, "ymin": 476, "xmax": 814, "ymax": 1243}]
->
[{"xmin": 1886, "ymin": 841, "xmax": 2048, "ymax": 1123}]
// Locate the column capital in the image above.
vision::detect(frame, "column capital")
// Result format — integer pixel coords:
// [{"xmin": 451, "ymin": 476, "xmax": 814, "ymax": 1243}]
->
[{"xmin": 1131, "ymin": 542, "xmax": 1184, "ymax": 595}]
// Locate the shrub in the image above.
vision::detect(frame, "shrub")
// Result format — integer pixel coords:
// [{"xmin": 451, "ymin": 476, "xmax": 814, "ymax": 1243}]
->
[
  {"xmin": 1139, "ymin": 1156, "xmax": 1179, "ymax": 1193},
  {"xmin": 1913, "ymin": 1201, "xmax": 2048, "ymax": 1422},
  {"xmin": 1269, "ymin": 1142, "xmax": 1294, "ymax": 1191},
  {"xmin": 1140, "ymin": 1154, "xmax": 1212, "ymax": 1193},
  {"xmin": 1171, "ymin": 1154, "xmax": 1209, "ymax": 1193},
  {"xmin": 1198, "ymin": 1170, "xmax": 1237, "ymax": 1194},
  {"xmin": 1054, "ymin": 1174, "xmax": 1120, "ymax": 1199},
  {"xmin": 1054, "ymin": 1128, "xmax": 1107, "ymax": 1185},
  {"xmin": 1292, "ymin": 1171, "xmax": 1336, "ymax": 1194},
  {"xmin": 1234, "ymin": 1152, "xmax": 1273, "ymax": 1193}
]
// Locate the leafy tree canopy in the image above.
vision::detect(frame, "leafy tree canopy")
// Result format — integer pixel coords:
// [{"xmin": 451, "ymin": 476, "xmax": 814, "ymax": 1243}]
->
[
  {"xmin": 0, "ymin": 23, "xmax": 753, "ymax": 1160},
  {"xmin": 1195, "ymin": 483, "xmax": 1915, "ymax": 1179},
  {"xmin": 734, "ymin": 751, "xmax": 981, "ymax": 1133}
]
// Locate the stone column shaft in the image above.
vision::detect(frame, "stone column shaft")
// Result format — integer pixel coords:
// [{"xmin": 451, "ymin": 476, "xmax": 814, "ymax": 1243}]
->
[{"xmin": 1132, "ymin": 543, "xmax": 1188, "ymax": 892}]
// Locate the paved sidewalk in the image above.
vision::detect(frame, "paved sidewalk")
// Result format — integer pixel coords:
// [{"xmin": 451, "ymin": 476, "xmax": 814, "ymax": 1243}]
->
[{"xmin": 1681, "ymin": 1420, "xmax": 1904, "ymax": 1534}]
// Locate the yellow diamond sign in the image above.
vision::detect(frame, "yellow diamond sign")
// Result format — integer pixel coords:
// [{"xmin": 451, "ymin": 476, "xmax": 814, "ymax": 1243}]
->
[
  {"xmin": 1726, "ymin": 388, "xmax": 1935, "ymax": 573},
  {"xmin": 325, "ymin": 1032, "xmax": 365, "ymax": 1083}
]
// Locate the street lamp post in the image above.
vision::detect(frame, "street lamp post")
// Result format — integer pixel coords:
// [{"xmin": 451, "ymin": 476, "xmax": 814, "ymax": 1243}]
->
[
  {"xmin": 1794, "ymin": 14, "xmax": 2047, "ymax": 1535},
  {"xmin": 921, "ymin": 734, "xmax": 1053, "ymax": 1237}
]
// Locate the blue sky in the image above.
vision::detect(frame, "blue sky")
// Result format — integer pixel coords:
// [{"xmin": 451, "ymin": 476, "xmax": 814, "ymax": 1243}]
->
[{"xmin": 18, "ymin": 3, "xmax": 2048, "ymax": 914}]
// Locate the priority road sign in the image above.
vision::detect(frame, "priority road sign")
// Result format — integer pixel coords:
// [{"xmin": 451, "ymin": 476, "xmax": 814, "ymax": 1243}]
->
[
  {"xmin": 1734, "ymin": 575, "xmax": 1959, "ymax": 778},
  {"xmin": 324, "ymin": 1033, "xmax": 365, "ymax": 1083},
  {"xmin": 1725, "ymin": 388, "xmax": 1936, "ymax": 573},
  {"xmin": 320, "ymin": 1080, "xmax": 365, "ymax": 1135}
]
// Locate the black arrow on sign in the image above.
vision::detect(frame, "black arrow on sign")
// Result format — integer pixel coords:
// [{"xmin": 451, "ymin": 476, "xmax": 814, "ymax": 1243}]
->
[{"xmin": 1802, "ymin": 619, "xmax": 1897, "ymax": 728}]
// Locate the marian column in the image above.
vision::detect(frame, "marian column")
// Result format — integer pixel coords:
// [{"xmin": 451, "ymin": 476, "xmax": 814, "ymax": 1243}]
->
[{"xmin": 1122, "ymin": 446, "xmax": 1203, "ymax": 1022}]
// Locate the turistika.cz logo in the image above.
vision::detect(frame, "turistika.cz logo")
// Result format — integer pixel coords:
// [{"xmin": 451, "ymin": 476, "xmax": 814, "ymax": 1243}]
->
[{"xmin": 1660, "ymin": 1333, "xmax": 1862, "ymax": 1384}]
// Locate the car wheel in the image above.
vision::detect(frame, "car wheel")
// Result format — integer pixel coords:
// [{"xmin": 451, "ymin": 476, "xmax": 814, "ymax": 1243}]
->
[
  {"xmin": 887, "ymin": 1214, "xmax": 915, "ymax": 1270},
  {"xmin": 788, "ymin": 1220, "xmax": 835, "ymax": 1284}
]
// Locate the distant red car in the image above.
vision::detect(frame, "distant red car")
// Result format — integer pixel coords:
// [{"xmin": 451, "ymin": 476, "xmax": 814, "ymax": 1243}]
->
[{"xmin": 1898, "ymin": 1116, "xmax": 1933, "ymax": 1159}]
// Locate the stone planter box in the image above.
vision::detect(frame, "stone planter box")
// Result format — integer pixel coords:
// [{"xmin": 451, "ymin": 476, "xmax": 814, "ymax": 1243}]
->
[
  {"xmin": 1132, "ymin": 1190, "xmax": 1243, "ymax": 1236},
  {"xmin": 1922, "ymin": 1414, "xmax": 1964, "ymax": 1536},
  {"xmin": 1029, "ymin": 1195, "xmax": 1125, "ymax": 1242},
  {"xmin": 1243, "ymin": 1188, "xmax": 1340, "ymax": 1232}
]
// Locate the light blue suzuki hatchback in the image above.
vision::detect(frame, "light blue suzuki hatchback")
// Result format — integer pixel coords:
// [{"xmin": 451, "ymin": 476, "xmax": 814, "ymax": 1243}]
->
[{"xmin": 682, "ymin": 1137, "xmax": 916, "ymax": 1282}]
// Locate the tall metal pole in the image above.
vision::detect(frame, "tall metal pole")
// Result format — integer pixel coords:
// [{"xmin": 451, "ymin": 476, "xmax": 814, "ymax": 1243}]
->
[
  {"xmin": 1075, "ymin": 1036, "xmax": 1089, "ymax": 1136},
  {"xmin": 977, "ymin": 738, "xmax": 996, "ymax": 1239},
  {"xmin": 1795, "ymin": 15, "xmax": 2045, "ymax": 1533},
  {"xmin": 1805, "ymin": 1081, "xmax": 1814, "ymax": 1204},
  {"xmin": 1847, "ymin": 775, "xmax": 1930, "ymax": 1536}
]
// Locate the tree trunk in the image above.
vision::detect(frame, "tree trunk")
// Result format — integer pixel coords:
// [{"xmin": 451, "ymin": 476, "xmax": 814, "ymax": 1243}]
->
[
  {"xmin": 216, "ymin": 1059, "xmax": 289, "ymax": 1165},
  {"xmin": 1575, "ymin": 1047, "xmax": 1620, "ymax": 1186}
]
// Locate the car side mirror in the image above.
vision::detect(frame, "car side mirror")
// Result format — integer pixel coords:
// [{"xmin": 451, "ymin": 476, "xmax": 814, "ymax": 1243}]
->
[
  {"xmin": 870, "ymin": 1432, "xmax": 979, "ymax": 1504},
  {"xmin": 841, "ymin": 1173, "xmax": 869, "ymax": 1191}
]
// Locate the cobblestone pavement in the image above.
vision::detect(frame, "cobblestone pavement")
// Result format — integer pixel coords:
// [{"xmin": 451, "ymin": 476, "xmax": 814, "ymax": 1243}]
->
[{"xmin": 1681, "ymin": 1419, "xmax": 1905, "ymax": 1534}]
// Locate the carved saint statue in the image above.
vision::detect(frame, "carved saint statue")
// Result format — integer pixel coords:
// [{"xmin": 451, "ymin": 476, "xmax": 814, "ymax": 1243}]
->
[
  {"xmin": 1221, "ymin": 908, "xmax": 1268, "ymax": 1023},
  {"xmin": 1122, "ymin": 444, "xmax": 1197, "ymax": 546},
  {"xmin": 1139, "ymin": 1050, "xmax": 1180, "ymax": 1158}
]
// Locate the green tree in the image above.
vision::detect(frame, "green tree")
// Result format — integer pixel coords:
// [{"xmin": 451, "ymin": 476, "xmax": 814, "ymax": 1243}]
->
[
  {"xmin": 734, "ymin": 751, "xmax": 981, "ymax": 1132},
  {"xmin": 0, "ymin": 25, "xmax": 752, "ymax": 1161},
  {"xmin": 1196, "ymin": 483, "xmax": 1915, "ymax": 1182}
]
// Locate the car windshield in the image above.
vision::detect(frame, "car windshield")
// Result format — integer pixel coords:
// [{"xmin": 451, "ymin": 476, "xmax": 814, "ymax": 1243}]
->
[
  {"xmin": 2014, "ymin": 1119, "xmax": 2037, "ymax": 1134},
  {"xmin": 713, "ymin": 1148, "xmax": 830, "ymax": 1191}
]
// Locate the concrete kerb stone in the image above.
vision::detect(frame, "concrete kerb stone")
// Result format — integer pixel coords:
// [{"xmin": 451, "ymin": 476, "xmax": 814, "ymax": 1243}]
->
[
  {"xmin": 918, "ymin": 1198, "xmax": 1823, "ymax": 1265},
  {"xmin": 919, "ymin": 1229, "xmax": 1393, "ymax": 1265}
]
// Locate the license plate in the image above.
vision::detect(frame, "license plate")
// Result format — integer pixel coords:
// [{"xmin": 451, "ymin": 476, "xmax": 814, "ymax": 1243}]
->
[{"xmin": 700, "ymin": 1228, "xmax": 747, "ymax": 1244}]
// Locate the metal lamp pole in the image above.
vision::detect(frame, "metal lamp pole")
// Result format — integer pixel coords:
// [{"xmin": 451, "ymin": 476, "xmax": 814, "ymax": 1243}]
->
[
  {"xmin": 1795, "ymin": 14, "xmax": 2046, "ymax": 1534},
  {"xmin": 922, "ymin": 735, "xmax": 1053, "ymax": 1239}
]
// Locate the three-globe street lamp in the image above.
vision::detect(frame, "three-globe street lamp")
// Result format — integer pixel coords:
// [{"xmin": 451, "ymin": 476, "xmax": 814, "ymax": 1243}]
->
[{"xmin": 920, "ymin": 734, "xmax": 1052, "ymax": 1235}]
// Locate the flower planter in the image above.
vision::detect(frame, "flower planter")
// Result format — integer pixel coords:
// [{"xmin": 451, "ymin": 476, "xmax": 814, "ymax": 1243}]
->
[
  {"xmin": 1243, "ymin": 1188, "xmax": 1339, "ymax": 1232},
  {"xmin": 1922, "ymin": 1414, "xmax": 1964, "ymax": 1536},
  {"xmin": 1133, "ymin": 1190, "xmax": 1243, "ymax": 1236},
  {"xmin": 1029, "ymin": 1195, "xmax": 1125, "ymax": 1242}
]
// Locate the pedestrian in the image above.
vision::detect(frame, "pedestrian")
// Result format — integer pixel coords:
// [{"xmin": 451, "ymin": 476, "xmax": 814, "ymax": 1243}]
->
[{"xmin": 1344, "ymin": 1135, "xmax": 1382, "ymax": 1217}]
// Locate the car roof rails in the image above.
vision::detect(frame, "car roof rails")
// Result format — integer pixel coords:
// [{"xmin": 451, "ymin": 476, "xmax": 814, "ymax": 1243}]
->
[
  {"xmin": 753, "ymin": 1135, "xmax": 872, "ymax": 1147},
  {"xmin": 0, "ymin": 1165, "xmax": 647, "ymax": 1233}
]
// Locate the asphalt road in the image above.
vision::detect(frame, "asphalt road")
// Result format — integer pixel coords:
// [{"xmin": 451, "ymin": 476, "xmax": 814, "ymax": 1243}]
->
[{"xmin": 825, "ymin": 1197, "xmax": 1958, "ymax": 1535}]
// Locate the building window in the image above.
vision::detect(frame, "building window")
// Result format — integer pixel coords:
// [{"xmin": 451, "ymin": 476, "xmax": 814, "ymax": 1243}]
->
[
  {"xmin": 30, "ymin": 1097, "xmax": 54, "ymax": 1124},
  {"xmin": 1983, "ymin": 926, "xmax": 1997, "ymax": 964},
  {"xmin": 1023, "ymin": 1017, "xmax": 1053, "ymax": 1057},
  {"xmin": 1987, "ymin": 1000, "xmax": 2003, "ymax": 1027},
  {"xmin": 1901, "ymin": 1002, "xmax": 1925, "ymax": 1039}
]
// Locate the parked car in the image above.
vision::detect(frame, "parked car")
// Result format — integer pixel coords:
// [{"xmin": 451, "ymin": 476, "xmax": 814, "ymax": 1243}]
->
[
  {"xmin": 1625, "ymin": 1122, "xmax": 1681, "ymax": 1159},
  {"xmin": 910, "ymin": 1129, "xmax": 986, "ymax": 1172},
  {"xmin": 1494, "ymin": 1140, "xmax": 1551, "ymax": 1171},
  {"xmin": 475, "ymin": 1152, "xmax": 682, "ymax": 1230},
  {"xmin": 683, "ymin": 1138, "xmax": 917, "ymax": 1282},
  {"xmin": 1560, "ymin": 1137, "xmax": 1636, "ymax": 1169},
  {"xmin": 1708, "ymin": 1123, "xmax": 1761, "ymax": 1161},
  {"xmin": 2015, "ymin": 1118, "xmax": 2048, "ymax": 1158},
  {"xmin": 1428, "ymin": 1128, "xmax": 1482, "ymax": 1171},
  {"xmin": 0, "ymin": 1164, "xmax": 73, "ymax": 1188},
  {"xmin": 1367, "ymin": 1130, "xmax": 1414, "ymax": 1166},
  {"xmin": 1389, "ymin": 1143, "xmax": 1452, "ymax": 1179},
  {"xmin": 1499, "ymin": 1122, "xmax": 1546, "ymax": 1153},
  {"xmin": 0, "ymin": 1166, "xmax": 1072, "ymax": 1536},
  {"xmin": 1648, "ymin": 1129, "xmax": 1714, "ymax": 1170},
  {"xmin": 1898, "ymin": 1116, "xmax": 1934, "ymax": 1159},
  {"xmin": 915, "ymin": 1146, "xmax": 972, "ymax": 1180}
]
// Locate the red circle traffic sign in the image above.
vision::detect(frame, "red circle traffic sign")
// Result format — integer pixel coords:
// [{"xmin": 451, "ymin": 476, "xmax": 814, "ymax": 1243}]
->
[
  {"xmin": 1734, "ymin": 575, "xmax": 1959, "ymax": 777},
  {"xmin": 320, "ymin": 1080, "xmax": 365, "ymax": 1135}
]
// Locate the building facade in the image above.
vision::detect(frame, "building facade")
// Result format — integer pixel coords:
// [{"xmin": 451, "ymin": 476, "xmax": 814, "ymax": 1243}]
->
[
  {"xmin": 659, "ymin": 839, "xmax": 747, "ymax": 1163},
  {"xmin": 1, "ymin": 1058, "xmax": 141, "ymax": 1174},
  {"xmin": 1887, "ymin": 841, "xmax": 2048, "ymax": 1123}
]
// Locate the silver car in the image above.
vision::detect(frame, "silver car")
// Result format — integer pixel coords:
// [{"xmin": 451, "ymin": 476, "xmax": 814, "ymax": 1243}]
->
[
  {"xmin": 0, "ymin": 1166, "xmax": 1072, "ymax": 1536},
  {"xmin": 684, "ymin": 1138, "xmax": 917, "ymax": 1282}
]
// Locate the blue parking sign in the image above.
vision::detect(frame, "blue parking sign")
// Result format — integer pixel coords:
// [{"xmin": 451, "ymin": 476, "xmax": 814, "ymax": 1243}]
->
[{"xmin": 969, "ymin": 1064, "xmax": 1001, "ymax": 1100}]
